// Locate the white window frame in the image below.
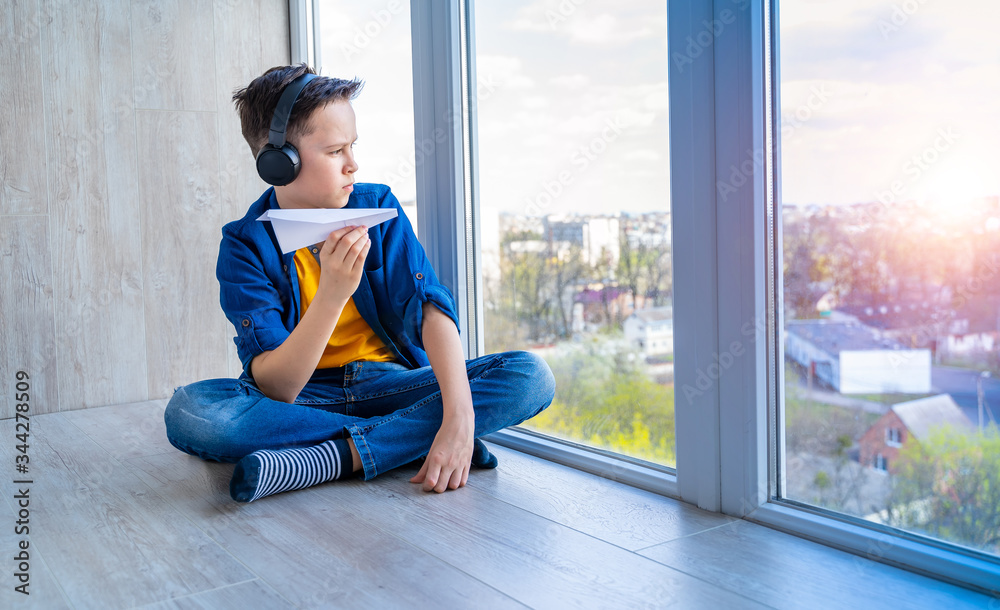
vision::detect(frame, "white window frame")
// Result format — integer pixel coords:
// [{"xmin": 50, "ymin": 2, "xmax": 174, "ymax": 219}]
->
[
  {"xmin": 407, "ymin": 0, "xmax": 678, "ymax": 498},
  {"xmin": 289, "ymin": 0, "xmax": 322, "ymax": 68},
  {"xmin": 299, "ymin": 0, "xmax": 1000, "ymax": 593},
  {"xmin": 696, "ymin": 0, "xmax": 998, "ymax": 593}
]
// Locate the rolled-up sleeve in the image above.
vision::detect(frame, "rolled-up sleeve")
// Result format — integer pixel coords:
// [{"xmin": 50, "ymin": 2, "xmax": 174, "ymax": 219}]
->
[
  {"xmin": 217, "ymin": 228, "xmax": 292, "ymax": 376},
  {"xmin": 377, "ymin": 190, "xmax": 460, "ymax": 350}
]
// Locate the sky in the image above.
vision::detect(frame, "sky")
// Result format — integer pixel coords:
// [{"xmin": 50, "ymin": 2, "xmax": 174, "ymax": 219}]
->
[
  {"xmin": 318, "ymin": 0, "xmax": 998, "ymax": 213},
  {"xmin": 780, "ymin": 0, "xmax": 1000, "ymax": 207},
  {"xmin": 318, "ymin": 0, "xmax": 667, "ymax": 215}
]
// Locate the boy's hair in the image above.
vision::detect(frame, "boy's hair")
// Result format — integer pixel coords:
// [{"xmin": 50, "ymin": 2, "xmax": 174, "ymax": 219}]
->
[{"xmin": 232, "ymin": 63, "xmax": 364, "ymax": 156}]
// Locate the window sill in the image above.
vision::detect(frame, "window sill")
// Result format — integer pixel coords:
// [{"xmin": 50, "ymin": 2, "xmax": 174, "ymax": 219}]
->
[
  {"xmin": 483, "ymin": 427, "xmax": 678, "ymax": 499},
  {"xmin": 746, "ymin": 499, "xmax": 1000, "ymax": 595}
]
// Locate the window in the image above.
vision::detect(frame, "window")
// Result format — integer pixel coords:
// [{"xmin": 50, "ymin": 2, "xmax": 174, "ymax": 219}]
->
[
  {"xmin": 778, "ymin": 0, "xmax": 1000, "ymax": 561},
  {"xmin": 307, "ymin": 0, "xmax": 1000, "ymax": 592},
  {"xmin": 663, "ymin": 0, "xmax": 998, "ymax": 592},
  {"xmin": 474, "ymin": 0, "xmax": 674, "ymax": 468},
  {"xmin": 317, "ymin": 0, "xmax": 420, "ymax": 231}
]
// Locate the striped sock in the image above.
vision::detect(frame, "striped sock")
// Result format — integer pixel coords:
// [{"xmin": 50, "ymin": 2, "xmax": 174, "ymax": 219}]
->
[{"xmin": 229, "ymin": 438, "xmax": 354, "ymax": 503}]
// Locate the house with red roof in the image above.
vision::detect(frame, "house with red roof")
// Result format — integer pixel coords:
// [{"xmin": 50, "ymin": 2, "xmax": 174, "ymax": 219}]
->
[{"xmin": 859, "ymin": 394, "xmax": 974, "ymax": 473}]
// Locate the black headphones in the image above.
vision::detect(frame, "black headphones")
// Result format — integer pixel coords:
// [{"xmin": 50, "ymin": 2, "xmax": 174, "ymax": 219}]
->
[{"xmin": 255, "ymin": 72, "xmax": 318, "ymax": 186}]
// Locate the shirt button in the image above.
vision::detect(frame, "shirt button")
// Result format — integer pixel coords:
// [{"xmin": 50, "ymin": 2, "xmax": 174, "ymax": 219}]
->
[
  {"xmin": 242, "ymin": 319, "xmax": 250, "ymax": 327},
  {"xmin": 283, "ymin": 265, "xmax": 288, "ymax": 272},
  {"xmin": 415, "ymin": 272, "xmax": 424, "ymax": 280}
]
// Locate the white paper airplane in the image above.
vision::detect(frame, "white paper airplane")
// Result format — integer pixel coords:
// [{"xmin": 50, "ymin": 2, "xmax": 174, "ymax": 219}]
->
[{"xmin": 257, "ymin": 207, "xmax": 398, "ymax": 254}]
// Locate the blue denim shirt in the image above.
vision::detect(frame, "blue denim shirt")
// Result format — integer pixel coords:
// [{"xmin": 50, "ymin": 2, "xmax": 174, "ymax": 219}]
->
[{"xmin": 217, "ymin": 183, "xmax": 459, "ymax": 379}]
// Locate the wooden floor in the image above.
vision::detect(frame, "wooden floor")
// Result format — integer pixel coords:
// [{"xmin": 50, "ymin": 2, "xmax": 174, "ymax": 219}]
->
[{"xmin": 0, "ymin": 401, "xmax": 993, "ymax": 609}]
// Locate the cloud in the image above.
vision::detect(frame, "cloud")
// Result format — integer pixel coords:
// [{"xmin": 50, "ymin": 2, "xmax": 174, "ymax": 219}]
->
[
  {"xmin": 508, "ymin": 1, "xmax": 656, "ymax": 46},
  {"xmin": 563, "ymin": 13, "xmax": 653, "ymax": 45},
  {"xmin": 550, "ymin": 74, "xmax": 590, "ymax": 88},
  {"xmin": 624, "ymin": 149, "xmax": 662, "ymax": 163},
  {"xmin": 780, "ymin": 12, "xmax": 945, "ymax": 83},
  {"xmin": 520, "ymin": 95, "xmax": 550, "ymax": 109},
  {"xmin": 477, "ymin": 54, "xmax": 535, "ymax": 89},
  {"xmin": 778, "ymin": 0, "xmax": 1000, "ymax": 205}
]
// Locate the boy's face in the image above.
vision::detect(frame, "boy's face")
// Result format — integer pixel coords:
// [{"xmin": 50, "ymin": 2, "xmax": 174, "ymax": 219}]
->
[{"xmin": 274, "ymin": 101, "xmax": 358, "ymax": 209}]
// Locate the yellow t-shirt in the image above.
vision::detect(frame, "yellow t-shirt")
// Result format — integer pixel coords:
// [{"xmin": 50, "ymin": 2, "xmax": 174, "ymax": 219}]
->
[{"xmin": 294, "ymin": 246, "xmax": 396, "ymax": 369}]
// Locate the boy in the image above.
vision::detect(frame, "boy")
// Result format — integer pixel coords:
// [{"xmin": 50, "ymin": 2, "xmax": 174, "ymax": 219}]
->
[{"xmin": 163, "ymin": 64, "xmax": 555, "ymax": 502}]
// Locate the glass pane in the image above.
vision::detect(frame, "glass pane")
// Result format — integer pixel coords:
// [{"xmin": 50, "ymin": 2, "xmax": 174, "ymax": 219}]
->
[
  {"xmin": 475, "ymin": 1, "xmax": 674, "ymax": 467},
  {"xmin": 779, "ymin": 0, "xmax": 1000, "ymax": 557},
  {"xmin": 318, "ymin": 1, "xmax": 419, "ymax": 230}
]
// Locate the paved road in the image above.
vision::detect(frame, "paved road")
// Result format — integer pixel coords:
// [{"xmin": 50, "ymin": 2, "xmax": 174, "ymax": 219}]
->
[{"xmin": 931, "ymin": 365, "xmax": 1000, "ymax": 428}]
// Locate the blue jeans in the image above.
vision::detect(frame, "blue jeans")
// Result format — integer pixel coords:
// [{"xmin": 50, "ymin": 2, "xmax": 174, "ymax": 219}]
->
[{"xmin": 164, "ymin": 350, "xmax": 554, "ymax": 480}]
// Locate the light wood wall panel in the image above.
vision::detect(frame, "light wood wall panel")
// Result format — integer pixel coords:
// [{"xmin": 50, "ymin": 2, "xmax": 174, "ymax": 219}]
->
[
  {"xmin": 214, "ymin": 0, "xmax": 271, "ymax": 348},
  {"xmin": 43, "ymin": 0, "xmax": 149, "ymax": 409},
  {"xmin": 136, "ymin": 110, "xmax": 228, "ymax": 396},
  {"xmin": 1, "ymin": 0, "xmax": 49, "ymax": 215},
  {"xmin": 130, "ymin": 0, "xmax": 218, "ymax": 112},
  {"xmin": 0, "ymin": 216, "xmax": 59, "ymax": 417},
  {"xmin": 216, "ymin": 0, "xmax": 274, "ymax": 222},
  {"xmin": 99, "ymin": 0, "xmax": 147, "ymax": 363},
  {"xmin": 260, "ymin": 0, "xmax": 292, "ymax": 69},
  {"xmin": 215, "ymin": 0, "xmax": 291, "ymax": 379},
  {"xmin": 1, "ymin": 0, "xmax": 289, "ymax": 415}
]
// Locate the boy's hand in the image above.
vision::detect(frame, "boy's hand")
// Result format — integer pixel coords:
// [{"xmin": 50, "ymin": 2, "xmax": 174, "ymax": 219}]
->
[
  {"xmin": 410, "ymin": 406, "xmax": 475, "ymax": 492},
  {"xmin": 316, "ymin": 225, "xmax": 371, "ymax": 305}
]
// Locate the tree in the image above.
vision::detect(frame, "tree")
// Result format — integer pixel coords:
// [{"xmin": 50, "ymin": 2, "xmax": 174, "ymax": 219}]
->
[
  {"xmin": 783, "ymin": 210, "xmax": 836, "ymax": 318},
  {"xmin": 644, "ymin": 244, "xmax": 673, "ymax": 307},
  {"xmin": 618, "ymin": 232, "xmax": 673, "ymax": 311},
  {"xmin": 526, "ymin": 342, "xmax": 677, "ymax": 465},
  {"xmin": 508, "ymin": 249, "xmax": 555, "ymax": 342},
  {"xmin": 885, "ymin": 425, "xmax": 1000, "ymax": 554},
  {"xmin": 618, "ymin": 233, "xmax": 645, "ymax": 311},
  {"xmin": 550, "ymin": 244, "xmax": 590, "ymax": 339},
  {"xmin": 483, "ymin": 268, "xmax": 522, "ymax": 353}
]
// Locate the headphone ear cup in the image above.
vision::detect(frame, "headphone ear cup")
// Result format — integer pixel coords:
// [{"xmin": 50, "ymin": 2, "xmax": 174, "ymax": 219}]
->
[{"xmin": 256, "ymin": 143, "xmax": 301, "ymax": 186}]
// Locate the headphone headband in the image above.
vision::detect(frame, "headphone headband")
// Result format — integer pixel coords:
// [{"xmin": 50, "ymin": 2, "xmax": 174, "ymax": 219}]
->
[{"xmin": 267, "ymin": 73, "xmax": 317, "ymax": 148}]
